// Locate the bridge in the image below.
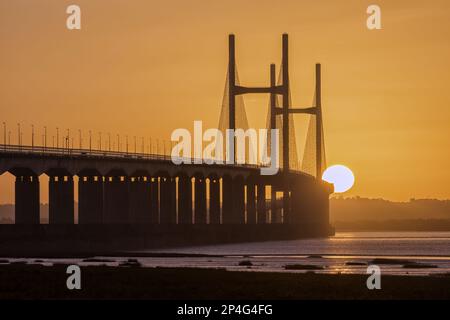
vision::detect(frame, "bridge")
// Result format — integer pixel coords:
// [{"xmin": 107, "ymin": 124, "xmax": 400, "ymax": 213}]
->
[{"xmin": 0, "ymin": 34, "xmax": 333, "ymax": 251}]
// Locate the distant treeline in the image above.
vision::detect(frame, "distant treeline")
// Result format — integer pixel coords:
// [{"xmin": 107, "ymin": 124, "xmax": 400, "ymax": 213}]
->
[
  {"xmin": 335, "ymin": 219, "xmax": 450, "ymax": 231},
  {"xmin": 1, "ymin": 198, "xmax": 450, "ymax": 231},
  {"xmin": 331, "ymin": 197, "xmax": 450, "ymax": 221},
  {"xmin": 331, "ymin": 197, "xmax": 450, "ymax": 231}
]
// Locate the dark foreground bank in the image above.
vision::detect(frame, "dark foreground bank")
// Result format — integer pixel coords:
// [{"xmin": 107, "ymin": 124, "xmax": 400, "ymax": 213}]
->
[{"xmin": 1, "ymin": 264, "xmax": 450, "ymax": 299}]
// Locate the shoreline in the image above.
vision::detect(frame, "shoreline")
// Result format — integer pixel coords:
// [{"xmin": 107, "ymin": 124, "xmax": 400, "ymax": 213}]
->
[
  {"xmin": 1, "ymin": 264, "xmax": 450, "ymax": 299},
  {"xmin": 3, "ymin": 251, "xmax": 450, "ymax": 259}
]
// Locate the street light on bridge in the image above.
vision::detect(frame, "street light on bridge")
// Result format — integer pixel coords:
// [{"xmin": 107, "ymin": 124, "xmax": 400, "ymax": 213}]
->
[
  {"xmin": 17, "ymin": 123, "xmax": 21, "ymax": 148},
  {"xmin": 31, "ymin": 124, "xmax": 34, "ymax": 150},
  {"xmin": 2, "ymin": 122, "xmax": 6, "ymax": 150},
  {"xmin": 67, "ymin": 129, "xmax": 70, "ymax": 151}
]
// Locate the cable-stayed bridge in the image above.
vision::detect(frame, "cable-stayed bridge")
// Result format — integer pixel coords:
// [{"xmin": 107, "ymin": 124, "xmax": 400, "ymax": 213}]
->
[{"xmin": 0, "ymin": 34, "xmax": 333, "ymax": 251}]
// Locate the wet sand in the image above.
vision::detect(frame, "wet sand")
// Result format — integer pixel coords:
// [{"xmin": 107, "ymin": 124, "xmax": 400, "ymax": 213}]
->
[{"xmin": 1, "ymin": 264, "xmax": 450, "ymax": 299}]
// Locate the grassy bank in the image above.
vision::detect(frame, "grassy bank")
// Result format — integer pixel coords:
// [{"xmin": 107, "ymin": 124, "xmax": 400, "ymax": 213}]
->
[{"xmin": 1, "ymin": 264, "xmax": 450, "ymax": 299}]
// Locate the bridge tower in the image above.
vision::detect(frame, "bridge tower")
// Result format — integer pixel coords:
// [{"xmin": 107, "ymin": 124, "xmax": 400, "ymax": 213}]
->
[{"xmin": 226, "ymin": 34, "xmax": 325, "ymax": 223}]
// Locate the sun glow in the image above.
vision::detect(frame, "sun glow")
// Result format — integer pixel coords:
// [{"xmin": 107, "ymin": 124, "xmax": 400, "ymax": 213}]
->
[{"xmin": 322, "ymin": 165, "xmax": 355, "ymax": 193}]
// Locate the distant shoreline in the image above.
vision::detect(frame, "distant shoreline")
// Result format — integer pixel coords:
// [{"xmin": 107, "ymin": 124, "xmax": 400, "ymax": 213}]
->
[{"xmin": 334, "ymin": 219, "xmax": 450, "ymax": 232}]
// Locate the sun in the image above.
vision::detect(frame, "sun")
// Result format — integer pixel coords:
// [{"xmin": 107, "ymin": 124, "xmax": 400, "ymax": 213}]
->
[{"xmin": 322, "ymin": 165, "xmax": 355, "ymax": 193}]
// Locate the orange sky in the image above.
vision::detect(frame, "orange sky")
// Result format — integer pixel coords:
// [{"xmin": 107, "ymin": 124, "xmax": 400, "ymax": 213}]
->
[{"xmin": 0, "ymin": 0, "xmax": 449, "ymax": 202}]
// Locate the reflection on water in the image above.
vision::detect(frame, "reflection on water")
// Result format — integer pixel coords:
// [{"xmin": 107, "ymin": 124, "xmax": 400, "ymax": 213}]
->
[
  {"xmin": 3, "ymin": 232, "xmax": 450, "ymax": 276},
  {"xmin": 150, "ymin": 231, "xmax": 450, "ymax": 257},
  {"xmin": 133, "ymin": 231, "xmax": 450, "ymax": 276}
]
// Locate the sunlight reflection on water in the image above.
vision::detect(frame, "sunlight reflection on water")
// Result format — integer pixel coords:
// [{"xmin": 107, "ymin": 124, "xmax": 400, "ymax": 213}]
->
[{"xmin": 5, "ymin": 232, "xmax": 450, "ymax": 276}]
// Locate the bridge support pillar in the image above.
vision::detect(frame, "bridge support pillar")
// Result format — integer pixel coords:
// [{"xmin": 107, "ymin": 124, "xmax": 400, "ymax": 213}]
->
[
  {"xmin": 129, "ymin": 176, "xmax": 152, "ymax": 224},
  {"xmin": 271, "ymin": 188, "xmax": 281, "ymax": 223},
  {"xmin": 209, "ymin": 177, "xmax": 220, "ymax": 224},
  {"xmin": 170, "ymin": 178, "xmax": 177, "ymax": 223},
  {"xmin": 291, "ymin": 180, "xmax": 331, "ymax": 228},
  {"xmin": 160, "ymin": 176, "xmax": 176, "ymax": 224},
  {"xmin": 194, "ymin": 177, "xmax": 207, "ymax": 224},
  {"xmin": 178, "ymin": 175, "xmax": 192, "ymax": 224},
  {"xmin": 257, "ymin": 183, "xmax": 266, "ymax": 224},
  {"xmin": 232, "ymin": 177, "xmax": 245, "ymax": 224},
  {"xmin": 49, "ymin": 174, "xmax": 74, "ymax": 224},
  {"xmin": 222, "ymin": 176, "xmax": 233, "ymax": 224},
  {"xmin": 78, "ymin": 175, "xmax": 103, "ymax": 224},
  {"xmin": 15, "ymin": 174, "xmax": 40, "ymax": 224},
  {"xmin": 150, "ymin": 177, "xmax": 159, "ymax": 223},
  {"xmin": 285, "ymin": 191, "xmax": 293, "ymax": 224},
  {"xmin": 246, "ymin": 183, "xmax": 256, "ymax": 224},
  {"xmin": 104, "ymin": 175, "xmax": 130, "ymax": 224}
]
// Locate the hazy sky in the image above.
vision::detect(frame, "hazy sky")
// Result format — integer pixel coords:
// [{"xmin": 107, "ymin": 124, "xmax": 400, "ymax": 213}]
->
[{"xmin": 1, "ymin": 0, "xmax": 449, "ymax": 202}]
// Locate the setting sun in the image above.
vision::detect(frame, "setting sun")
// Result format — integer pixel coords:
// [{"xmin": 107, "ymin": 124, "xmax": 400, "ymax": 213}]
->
[{"xmin": 322, "ymin": 165, "xmax": 355, "ymax": 193}]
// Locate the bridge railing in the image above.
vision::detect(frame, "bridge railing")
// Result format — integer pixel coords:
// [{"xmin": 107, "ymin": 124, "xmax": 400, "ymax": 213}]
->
[
  {"xmin": 0, "ymin": 143, "xmax": 279, "ymax": 171},
  {"xmin": 0, "ymin": 143, "xmax": 170, "ymax": 160}
]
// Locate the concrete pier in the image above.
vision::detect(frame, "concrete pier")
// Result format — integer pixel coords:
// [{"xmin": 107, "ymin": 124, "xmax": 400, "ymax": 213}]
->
[
  {"xmin": 160, "ymin": 176, "xmax": 176, "ymax": 224},
  {"xmin": 257, "ymin": 183, "xmax": 266, "ymax": 224},
  {"xmin": 246, "ymin": 182, "xmax": 256, "ymax": 224},
  {"xmin": 178, "ymin": 175, "xmax": 192, "ymax": 224},
  {"xmin": 222, "ymin": 175, "xmax": 233, "ymax": 224},
  {"xmin": 194, "ymin": 176, "xmax": 206, "ymax": 224},
  {"xmin": 271, "ymin": 188, "xmax": 281, "ymax": 223},
  {"xmin": 232, "ymin": 176, "xmax": 245, "ymax": 224},
  {"xmin": 49, "ymin": 173, "xmax": 74, "ymax": 224},
  {"xmin": 14, "ymin": 173, "xmax": 40, "ymax": 224},
  {"xmin": 78, "ymin": 173, "xmax": 103, "ymax": 224},
  {"xmin": 129, "ymin": 176, "xmax": 152, "ymax": 224},
  {"xmin": 209, "ymin": 177, "xmax": 220, "ymax": 224},
  {"xmin": 150, "ymin": 177, "xmax": 159, "ymax": 224},
  {"xmin": 104, "ymin": 174, "xmax": 129, "ymax": 224}
]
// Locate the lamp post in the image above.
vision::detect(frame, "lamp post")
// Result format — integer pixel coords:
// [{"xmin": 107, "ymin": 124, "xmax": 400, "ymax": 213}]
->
[
  {"xmin": 89, "ymin": 130, "xmax": 92, "ymax": 153},
  {"xmin": 67, "ymin": 129, "xmax": 70, "ymax": 150},
  {"xmin": 117, "ymin": 134, "xmax": 120, "ymax": 152},
  {"xmin": 108, "ymin": 133, "xmax": 111, "ymax": 152},
  {"xmin": 56, "ymin": 127, "xmax": 59, "ymax": 148},
  {"xmin": 2, "ymin": 122, "xmax": 6, "ymax": 150},
  {"xmin": 17, "ymin": 123, "xmax": 21, "ymax": 148},
  {"xmin": 44, "ymin": 126, "xmax": 47, "ymax": 149},
  {"xmin": 78, "ymin": 129, "xmax": 82, "ymax": 149},
  {"xmin": 31, "ymin": 124, "xmax": 34, "ymax": 150}
]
